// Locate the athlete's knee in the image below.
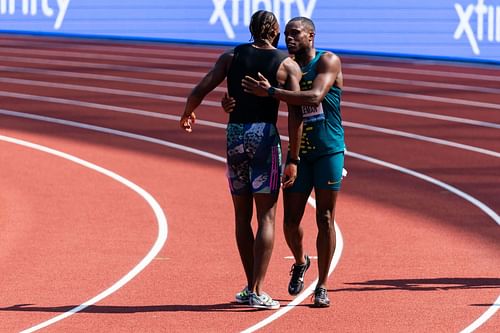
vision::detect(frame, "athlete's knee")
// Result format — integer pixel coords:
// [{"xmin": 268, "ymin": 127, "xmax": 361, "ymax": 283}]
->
[{"xmin": 316, "ymin": 209, "xmax": 334, "ymax": 230}]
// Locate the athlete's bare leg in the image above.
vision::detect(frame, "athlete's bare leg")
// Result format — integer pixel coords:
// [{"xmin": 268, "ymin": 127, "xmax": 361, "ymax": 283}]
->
[
  {"xmin": 252, "ymin": 192, "xmax": 279, "ymax": 295},
  {"xmin": 283, "ymin": 191, "xmax": 310, "ymax": 265},
  {"xmin": 231, "ymin": 193, "xmax": 254, "ymax": 289},
  {"xmin": 314, "ymin": 188, "xmax": 338, "ymax": 289}
]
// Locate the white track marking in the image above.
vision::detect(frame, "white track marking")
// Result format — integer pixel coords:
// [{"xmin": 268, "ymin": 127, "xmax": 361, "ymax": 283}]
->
[
  {"xmin": 460, "ymin": 296, "xmax": 500, "ymax": 333},
  {"xmin": 2, "ymin": 54, "xmax": 500, "ymax": 109},
  {"xmin": 0, "ymin": 46, "xmax": 214, "ymax": 67},
  {"xmin": 2, "ymin": 111, "xmax": 498, "ymax": 332},
  {"xmin": 241, "ymin": 202, "xmax": 343, "ymax": 333},
  {"xmin": 0, "ymin": 112, "xmax": 343, "ymax": 331},
  {"xmin": 1, "ymin": 82, "xmax": 499, "ymax": 130},
  {"xmin": 343, "ymin": 121, "xmax": 500, "ymax": 157},
  {"xmin": 344, "ymin": 64, "xmax": 500, "ymax": 82},
  {"xmin": 0, "ymin": 39, "xmax": 222, "ymax": 58},
  {"xmin": 346, "ymin": 74, "xmax": 500, "ymax": 94},
  {"xmin": 338, "ymin": 103, "xmax": 500, "ymax": 129},
  {"xmin": 347, "ymin": 86, "xmax": 500, "ymax": 110},
  {"xmin": 1, "ymin": 62, "xmax": 499, "ymax": 96},
  {"xmin": 0, "ymin": 135, "xmax": 168, "ymax": 333},
  {"xmin": 1, "ymin": 108, "xmax": 498, "ymax": 159}
]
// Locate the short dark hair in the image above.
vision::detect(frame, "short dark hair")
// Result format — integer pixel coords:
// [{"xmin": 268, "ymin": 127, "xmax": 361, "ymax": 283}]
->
[
  {"xmin": 249, "ymin": 10, "xmax": 278, "ymax": 42},
  {"xmin": 288, "ymin": 16, "xmax": 316, "ymax": 33}
]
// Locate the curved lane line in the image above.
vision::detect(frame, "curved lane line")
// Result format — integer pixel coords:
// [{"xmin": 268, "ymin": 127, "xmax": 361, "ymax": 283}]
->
[
  {"xmin": 0, "ymin": 112, "xmax": 343, "ymax": 331},
  {"xmin": 0, "ymin": 135, "xmax": 168, "ymax": 333},
  {"xmin": 1, "ymin": 111, "xmax": 498, "ymax": 332},
  {"xmin": 241, "ymin": 197, "xmax": 343, "ymax": 333}
]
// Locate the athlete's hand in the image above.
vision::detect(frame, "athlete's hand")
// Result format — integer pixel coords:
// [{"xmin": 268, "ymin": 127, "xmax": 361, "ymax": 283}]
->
[
  {"xmin": 221, "ymin": 93, "xmax": 236, "ymax": 113},
  {"xmin": 180, "ymin": 111, "xmax": 196, "ymax": 132},
  {"xmin": 282, "ymin": 163, "xmax": 298, "ymax": 189},
  {"xmin": 242, "ymin": 72, "xmax": 271, "ymax": 97}
]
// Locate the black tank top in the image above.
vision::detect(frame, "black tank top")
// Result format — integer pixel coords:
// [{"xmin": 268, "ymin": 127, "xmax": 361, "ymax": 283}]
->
[{"xmin": 227, "ymin": 43, "xmax": 288, "ymax": 124}]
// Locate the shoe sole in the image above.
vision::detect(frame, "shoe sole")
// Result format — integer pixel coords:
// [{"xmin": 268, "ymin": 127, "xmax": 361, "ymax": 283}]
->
[
  {"xmin": 250, "ymin": 303, "xmax": 280, "ymax": 310},
  {"xmin": 312, "ymin": 302, "xmax": 330, "ymax": 308},
  {"xmin": 235, "ymin": 298, "xmax": 250, "ymax": 304}
]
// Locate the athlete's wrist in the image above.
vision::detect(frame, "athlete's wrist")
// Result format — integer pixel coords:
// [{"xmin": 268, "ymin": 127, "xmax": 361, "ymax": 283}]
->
[
  {"xmin": 267, "ymin": 86, "xmax": 276, "ymax": 97},
  {"xmin": 287, "ymin": 157, "xmax": 300, "ymax": 165}
]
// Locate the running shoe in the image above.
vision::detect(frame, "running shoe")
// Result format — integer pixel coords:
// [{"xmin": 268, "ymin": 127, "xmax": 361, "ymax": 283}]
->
[
  {"xmin": 288, "ymin": 254, "xmax": 311, "ymax": 295},
  {"xmin": 249, "ymin": 292, "xmax": 280, "ymax": 310},
  {"xmin": 235, "ymin": 286, "xmax": 250, "ymax": 304},
  {"xmin": 312, "ymin": 287, "xmax": 330, "ymax": 307}
]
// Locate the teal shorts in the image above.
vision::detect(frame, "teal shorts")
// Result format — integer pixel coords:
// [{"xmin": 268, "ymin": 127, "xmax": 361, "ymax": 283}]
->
[{"xmin": 285, "ymin": 151, "xmax": 344, "ymax": 193}]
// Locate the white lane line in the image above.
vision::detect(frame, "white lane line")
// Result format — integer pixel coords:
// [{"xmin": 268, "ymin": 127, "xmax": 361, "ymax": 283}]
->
[
  {"xmin": 460, "ymin": 296, "xmax": 500, "ymax": 333},
  {"xmin": 3, "ymin": 46, "xmax": 500, "ymax": 83},
  {"xmin": 0, "ymin": 46, "xmax": 214, "ymax": 67},
  {"xmin": 339, "ymin": 102, "xmax": 500, "ymax": 129},
  {"xmin": 0, "ymin": 39, "xmax": 222, "ymax": 58},
  {"xmin": 1, "ymin": 81, "xmax": 499, "ymax": 130},
  {"xmin": 0, "ymin": 135, "xmax": 168, "ymax": 333},
  {"xmin": 343, "ymin": 121, "xmax": 500, "ymax": 157},
  {"xmin": 346, "ymin": 74, "xmax": 500, "ymax": 94},
  {"xmin": 241, "ymin": 197, "xmax": 343, "ymax": 333},
  {"xmin": 344, "ymin": 151, "xmax": 500, "ymax": 333},
  {"xmin": 344, "ymin": 64, "xmax": 500, "ymax": 82},
  {"xmin": 0, "ymin": 55, "xmax": 207, "ymax": 78},
  {"xmin": 2, "ymin": 61, "xmax": 499, "ymax": 98},
  {"xmin": 0, "ymin": 65, "xmax": 226, "ymax": 91},
  {"xmin": 2, "ymin": 55, "xmax": 500, "ymax": 109},
  {"xmin": 347, "ymin": 86, "xmax": 500, "ymax": 110},
  {"xmin": 0, "ymin": 112, "xmax": 343, "ymax": 332},
  {"xmin": 3, "ymin": 111, "xmax": 498, "ymax": 332},
  {"xmin": 3, "ymin": 106, "xmax": 497, "ymax": 163}
]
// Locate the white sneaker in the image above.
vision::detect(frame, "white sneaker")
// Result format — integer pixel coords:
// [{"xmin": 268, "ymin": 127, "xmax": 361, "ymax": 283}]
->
[{"xmin": 249, "ymin": 292, "xmax": 280, "ymax": 310}]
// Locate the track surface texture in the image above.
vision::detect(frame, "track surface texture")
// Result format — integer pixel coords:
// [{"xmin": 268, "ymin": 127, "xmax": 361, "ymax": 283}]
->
[{"xmin": 0, "ymin": 35, "xmax": 499, "ymax": 333}]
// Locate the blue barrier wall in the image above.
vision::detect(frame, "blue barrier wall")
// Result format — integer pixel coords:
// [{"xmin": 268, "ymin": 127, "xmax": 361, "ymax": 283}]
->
[{"xmin": 0, "ymin": 0, "xmax": 499, "ymax": 63}]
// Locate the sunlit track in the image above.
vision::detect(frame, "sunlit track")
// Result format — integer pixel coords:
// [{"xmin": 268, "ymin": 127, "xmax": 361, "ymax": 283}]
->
[
  {"xmin": 0, "ymin": 79, "xmax": 499, "ymax": 130},
  {"xmin": 1, "ymin": 110, "xmax": 498, "ymax": 332},
  {"xmin": 0, "ymin": 36, "xmax": 499, "ymax": 333},
  {"xmin": 0, "ymin": 134, "xmax": 169, "ymax": 333}
]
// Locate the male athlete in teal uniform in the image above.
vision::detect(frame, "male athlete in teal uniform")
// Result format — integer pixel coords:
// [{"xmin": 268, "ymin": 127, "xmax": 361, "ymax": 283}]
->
[{"xmin": 239, "ymin": 16, "xmax": 345, "ymax": 307}]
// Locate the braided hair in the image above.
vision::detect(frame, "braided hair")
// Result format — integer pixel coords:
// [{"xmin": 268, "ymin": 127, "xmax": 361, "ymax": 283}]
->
[{"xmin": 249, "ymin": 10, "xmax": 279, "ymax": 43}]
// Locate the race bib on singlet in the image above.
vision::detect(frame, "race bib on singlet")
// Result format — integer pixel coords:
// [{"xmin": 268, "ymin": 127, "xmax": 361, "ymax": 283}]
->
[{"xmin": 301, "ymin": 103, "xmax": 325, "ymax": 123}]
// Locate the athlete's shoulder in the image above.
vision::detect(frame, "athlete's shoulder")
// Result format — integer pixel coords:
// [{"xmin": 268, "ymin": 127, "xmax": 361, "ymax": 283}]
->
[
  {"xmin": 282, "ymin": 56, "xmax": 301, "ymax": 73},
  {"xmin": 318, "ymin": 50, "xmax": 341, "ymax": 63}
]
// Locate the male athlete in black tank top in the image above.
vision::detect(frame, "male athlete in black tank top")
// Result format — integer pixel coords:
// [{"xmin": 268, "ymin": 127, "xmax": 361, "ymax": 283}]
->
[{"xmin": 226, "ymin": 43, "xmax": 288, "ymax": 124}]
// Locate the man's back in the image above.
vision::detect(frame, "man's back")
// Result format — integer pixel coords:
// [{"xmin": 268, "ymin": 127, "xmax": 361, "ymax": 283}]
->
[{"xmin": 226, "ymin": 43, "xmax": 288, "ymax": 124}]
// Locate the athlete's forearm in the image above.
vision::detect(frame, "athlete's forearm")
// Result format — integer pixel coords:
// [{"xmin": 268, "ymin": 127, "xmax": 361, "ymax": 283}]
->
[
  {"xmin": 273, "ymin": 87, "xmax": 322, "ymax": 107},
  {"xmin": 287, "ymin": 105, "xmax": 303, "ymax": 160}
]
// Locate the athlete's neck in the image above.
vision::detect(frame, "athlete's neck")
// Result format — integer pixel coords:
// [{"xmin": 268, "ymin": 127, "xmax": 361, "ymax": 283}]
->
[
  {"xmin": 252, "ymin": 39, "xmax": 275, "ymax": 49},
  {"xmin": 294, "ymin": 48, "xmax": 316, "ymax": 67}
]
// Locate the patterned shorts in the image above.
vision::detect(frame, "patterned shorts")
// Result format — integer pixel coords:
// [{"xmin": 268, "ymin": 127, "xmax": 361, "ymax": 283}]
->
[{"xmin": 226, "ymin": 123, "xmax": 282, "ymax": 195}]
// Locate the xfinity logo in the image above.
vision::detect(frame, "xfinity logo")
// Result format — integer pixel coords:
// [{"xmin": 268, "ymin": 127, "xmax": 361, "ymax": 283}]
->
[
  {"xmin": 210, "ymin": 0, "xmax": 317, "ymax": 39},
  {"xmin": 0, "ymin": 0, "xmax": 70, "ymax": 29},
  {"xmin": 454, "ymin": 0, "xmax": 500, "ymax": 55}
]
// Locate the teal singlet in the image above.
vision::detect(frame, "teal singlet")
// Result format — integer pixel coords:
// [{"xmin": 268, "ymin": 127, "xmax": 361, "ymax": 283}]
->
[{"xmin": 298, "ymin": 51, "xmax": 345, "ymax": 159}]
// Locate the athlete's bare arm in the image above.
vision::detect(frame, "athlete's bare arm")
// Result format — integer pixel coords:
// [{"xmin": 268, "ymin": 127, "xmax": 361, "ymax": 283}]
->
[
  {"xmin": 242, "ymin": 52, "xmax": 342, "ymax": 107},
  {"xmin": 280, "ymin": 58, "xmax": 303, "ymax": 188},
  {"xmin": 180, "ymin": 50, "xmax": 233, "ymax": 132}
]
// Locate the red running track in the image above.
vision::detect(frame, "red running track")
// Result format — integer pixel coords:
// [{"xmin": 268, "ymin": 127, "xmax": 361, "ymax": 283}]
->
[{"xmin": 0, "ymin": 34, "xmax": 499, "ymax": 333}]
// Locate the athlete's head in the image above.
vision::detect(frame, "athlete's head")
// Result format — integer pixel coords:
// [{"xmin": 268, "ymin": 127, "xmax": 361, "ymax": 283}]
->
[
  {"xmin": 285, "ymin": 17, "xmax": 316, "ymax": 54},
  {"xmin": 249, "ymin": 10, "xmax": 280, "ymax": 47}
]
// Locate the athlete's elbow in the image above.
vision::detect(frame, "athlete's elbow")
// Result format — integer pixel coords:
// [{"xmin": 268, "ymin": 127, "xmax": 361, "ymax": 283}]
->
[{"xmin": 307, "ymin": 92, "xmax": 322, "ymax": 106}]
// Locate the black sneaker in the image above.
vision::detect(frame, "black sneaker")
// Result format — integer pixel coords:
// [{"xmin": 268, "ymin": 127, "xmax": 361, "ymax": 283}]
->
[
  {"xmin": 312, "ymin": 287, "xmax": 330, "ymax": 307},
  {"xmin": 288, "ymin": 255, "xmax": 310, "ymax": 295}
]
